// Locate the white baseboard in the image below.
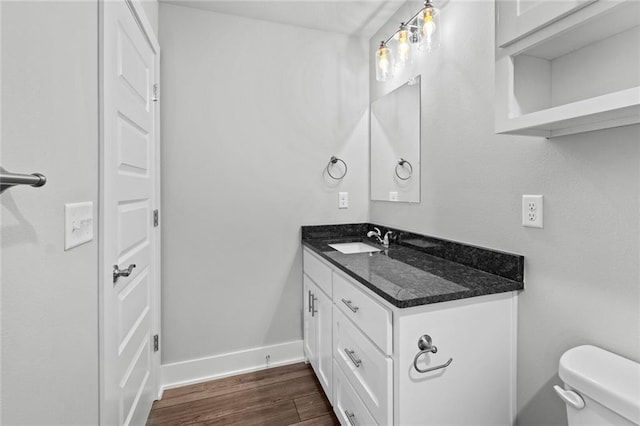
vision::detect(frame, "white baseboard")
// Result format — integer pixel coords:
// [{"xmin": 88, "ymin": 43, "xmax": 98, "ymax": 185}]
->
[{"xmin": 160, "ymin": 340, "xmax": 305, "ymax": 393}]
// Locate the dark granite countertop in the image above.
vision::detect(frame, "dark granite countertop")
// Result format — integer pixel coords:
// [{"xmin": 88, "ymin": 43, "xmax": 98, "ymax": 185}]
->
[{"xmin": 302, "ymin": 223, "xmax": 524, "ymax": 309}]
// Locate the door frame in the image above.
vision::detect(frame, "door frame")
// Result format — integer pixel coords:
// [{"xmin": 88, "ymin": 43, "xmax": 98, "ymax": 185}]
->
[{"xmin": 98, "ymin": 0, "xmax": 162, "ymax": 423}]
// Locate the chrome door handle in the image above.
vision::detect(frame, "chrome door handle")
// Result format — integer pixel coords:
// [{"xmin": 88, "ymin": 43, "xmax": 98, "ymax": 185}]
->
[
  {"xmin": 341, "ymin": 298, "xmax": 359, "ymax": 313},
  {"xmin": 344, "ymin": 410, "xmax": 356, "ymax": 426},
  {"xmin": 344, "ymin": 348, "xmax": 362, "ymax": 367},
  {"xmin": 113, "ymin": 264, "xmax": 136, "ymax": 283},
  {"xmin": 308, "ymin": 290, "xmax": 312, "ymax": 313}
]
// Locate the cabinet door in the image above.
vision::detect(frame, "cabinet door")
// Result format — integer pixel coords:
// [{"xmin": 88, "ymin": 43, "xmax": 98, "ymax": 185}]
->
[
  {"xmin": 303, "ymin": 275, "xmax": 317, "ymax": 366},
  {"xmin": 496, "ymin": 0, "xmax": 596, "ymax": 47},
  {"xmin": 315, "ymin": 287, "xmax": 333, "ymax": 403}
]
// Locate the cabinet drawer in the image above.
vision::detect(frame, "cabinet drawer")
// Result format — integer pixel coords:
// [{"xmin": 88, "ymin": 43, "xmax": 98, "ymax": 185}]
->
[
  {"xmin": 333, "ymin": 361, "xmax": 378, "ymax": 426},
  {"xmin": 334, "ymin": 307, "xmax": 392, "ymax": 425},
  {"xmin": 303, "ymin": 249, "xmax": 332, "ymax": 296},
  {"xmin": 333, "ymin": 271, "xmax": 392, "ymax": 355}
]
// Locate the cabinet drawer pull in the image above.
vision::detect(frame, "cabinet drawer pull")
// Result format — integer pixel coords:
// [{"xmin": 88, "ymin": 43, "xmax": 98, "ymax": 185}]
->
[
  {"xmin": 311, "ymin": 295, "xmax": 318, "ymax": 317},
  {"xmin": 344, "ymin": 410, "xmax": 356, "ymax": 426},
  {"xmin": 308, "ymin": 290, "xmax": 312, "ymax": 313},
  {"xmin": 344, "ymin": 348, "xmax": 362, "ymax": 367},
  {"xmin": 341, "ymin": 298, "xmax": 359, "ymax": 313}
]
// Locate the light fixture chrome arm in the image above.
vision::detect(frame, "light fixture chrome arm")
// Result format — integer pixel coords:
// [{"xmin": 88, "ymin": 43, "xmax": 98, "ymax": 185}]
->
[
  {"xmin": 382, "ymin": 27, "xmax": 402, "ymax": 46},
  {"xmin": 381, "ymin": 0, "xmax": 433, "ymax": 45}
]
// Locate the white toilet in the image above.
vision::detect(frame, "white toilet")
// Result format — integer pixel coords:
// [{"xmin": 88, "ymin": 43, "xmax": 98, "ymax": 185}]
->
[{"xmin": 555, "ymin": 345, "xmax": 640, "ymax": 425}]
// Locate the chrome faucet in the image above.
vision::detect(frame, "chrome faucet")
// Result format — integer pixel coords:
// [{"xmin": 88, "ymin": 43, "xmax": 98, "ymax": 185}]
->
[{"xmin": 367, "ymin": 227, "xmax": 392, "ymax": 248}]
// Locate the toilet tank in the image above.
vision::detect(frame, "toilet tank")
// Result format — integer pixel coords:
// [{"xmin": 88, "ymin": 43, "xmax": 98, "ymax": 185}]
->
[{"xmin": 557, "ymin": 345, "xmax": 640, "ymax": 426}]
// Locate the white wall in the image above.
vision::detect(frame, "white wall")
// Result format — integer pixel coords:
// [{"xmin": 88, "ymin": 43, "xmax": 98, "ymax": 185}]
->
[
  {"xmin": 159, "ymin": 4, "xmax": 369, "ymax": 364},
  {"xmin": 139, "ymin": 0, "xmax": 159, "ymax": 39},
  {"xmin": 370, "ymin": 1, "xmax": 639, "ymax": 425},
  {"xmin": 0, "ymin": 1, "xmax": 99, "ymax": 424}
]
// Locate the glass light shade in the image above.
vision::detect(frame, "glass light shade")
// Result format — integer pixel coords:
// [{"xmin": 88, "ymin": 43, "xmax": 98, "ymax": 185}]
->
[
  {"xmin": 376, "ymin": 42, "xmax": 393, "ymax": 82},
  {"xmin": 419, "ymin": 5, "xmax": 441, "ymax": 52},
  {"xmin": 395, "ymin": 25, "xmax": 411, "ymax": 69}
]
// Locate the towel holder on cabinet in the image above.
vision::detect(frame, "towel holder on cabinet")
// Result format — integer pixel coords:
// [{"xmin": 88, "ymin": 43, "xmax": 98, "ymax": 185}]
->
[{"xmin": 413, "ymin": 334, "xmax": 453, "ymax": 373}]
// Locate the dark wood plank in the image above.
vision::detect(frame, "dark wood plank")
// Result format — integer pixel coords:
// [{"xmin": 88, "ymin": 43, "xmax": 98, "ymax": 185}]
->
[
  {"xmin": 155, "ymin": 363, "xmax": 314, "ymax": 409},
  {"xmin": 294, "ymin": 393, "xmax": 333, "ymax": 421},
  {"xmin": 288, "ymin": 413, "xmax": 340, "ymax": 426},
  {"xmin": 147, "ymin": 374, "xmax": 322, "ymax": 425},
  {"xmin": 146, "ymin": 362, "xmax": 339, "ymax": 426},
  {"xmin": 200, "ymin": 399, "xmax": 300, "ymax": 426}
]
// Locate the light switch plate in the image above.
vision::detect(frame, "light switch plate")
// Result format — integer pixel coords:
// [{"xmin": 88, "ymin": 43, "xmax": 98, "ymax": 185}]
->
[
  {"xmin": 65, "ymin": 202, "xmax": 94, "ymax": 250},
  {"xmin": 338, "ymin": 192, "xmax": 348, "ymax": 209}
]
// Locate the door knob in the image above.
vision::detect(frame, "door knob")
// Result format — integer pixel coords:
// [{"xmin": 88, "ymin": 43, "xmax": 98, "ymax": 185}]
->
[{"xmin": 113, "ymin": 264, "xmax": 136, "ymax": 283}]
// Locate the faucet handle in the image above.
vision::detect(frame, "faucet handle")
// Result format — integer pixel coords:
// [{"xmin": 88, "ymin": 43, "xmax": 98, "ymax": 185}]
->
[
  {"xmin": 383, "ymin": 231, "xmax": 393, "ymax": 246},
  {"xmin": 374, "ymin": 227, "xmax": 382, "ymax": 236}
]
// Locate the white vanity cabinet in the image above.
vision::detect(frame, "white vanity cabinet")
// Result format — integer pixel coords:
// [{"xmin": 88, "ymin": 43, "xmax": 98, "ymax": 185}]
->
[
  {"xmin": 303, "ymin": 250, "xmax": 333, "ymax": 402},
  {"xmin": 302, "ymin": 247, "xmax": 518, "ymax": 425},
  {"xmin": 394, "ymin": 294, "xmax": 516, "ymax": 425},
  {"xmin": 495, "ymin": 0, "xmax": 640, "ymax": 137}
]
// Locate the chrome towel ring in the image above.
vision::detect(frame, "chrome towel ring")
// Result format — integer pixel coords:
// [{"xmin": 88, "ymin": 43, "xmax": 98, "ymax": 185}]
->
[
  {"xmin": 327, "ymin": 156, "xmax": 347, "ymax": 180},
  {"xmin": 395, "ymin": 158, "xmax": 413, "ymax": 180},
  {"xmin": 413, "ymin": 334, "xmax": 453, "ymax": 373}
]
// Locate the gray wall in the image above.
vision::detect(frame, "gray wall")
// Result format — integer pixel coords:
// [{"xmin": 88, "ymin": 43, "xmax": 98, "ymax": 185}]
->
[
  {"xmin": 1, "ymin": 1, "xmax": 99, "ymax": 424},
  {"xmin": 370, "ymin": 1, "xmax": 639, "ymax": 425},
  {"xmin": 159, "ymin": 4, "xmax": 370, "ymax": 363}
]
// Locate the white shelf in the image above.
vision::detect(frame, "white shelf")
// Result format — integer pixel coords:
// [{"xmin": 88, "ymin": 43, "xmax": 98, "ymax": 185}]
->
[
  {"xmin": 497, "ymin": 88, "xmax": 640, "ymax": 137},
  {"xmin": 495, "ymin": 0, "xmax": 640, "ymax": 138}
]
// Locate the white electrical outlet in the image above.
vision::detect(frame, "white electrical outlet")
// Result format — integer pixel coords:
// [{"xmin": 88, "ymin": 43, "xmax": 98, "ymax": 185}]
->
[
  {"xmin": 389, "ymin": 191, "xmax": 398, "ymax": 201},
  {"xmin": 338, "ymin": 192, "xmax": 348, "ymax": 209},
  {"xmin": 522, "ymin": 195, "xmax": 543, "ymax": 228}
]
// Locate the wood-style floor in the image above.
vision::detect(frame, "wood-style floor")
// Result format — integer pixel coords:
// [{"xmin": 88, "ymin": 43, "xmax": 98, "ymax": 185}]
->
[{"xmin": 146, "ymin": 362, "xmax": 340, "ymax": 426}]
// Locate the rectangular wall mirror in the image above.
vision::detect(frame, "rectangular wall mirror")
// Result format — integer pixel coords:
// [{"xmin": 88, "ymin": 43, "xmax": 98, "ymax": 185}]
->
[{"xmin": 370, "ymin": 76, "xmax": 421, "ymax": 203}]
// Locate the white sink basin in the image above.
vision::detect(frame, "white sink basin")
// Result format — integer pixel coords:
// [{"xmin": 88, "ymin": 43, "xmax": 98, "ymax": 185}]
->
[{"xmin": 328, "ymin": 242, "xmax": 381, "ymax": 254}]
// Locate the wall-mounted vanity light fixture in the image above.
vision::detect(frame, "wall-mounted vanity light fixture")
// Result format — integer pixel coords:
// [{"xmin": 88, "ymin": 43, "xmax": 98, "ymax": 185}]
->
[{"xmin": 376, "ymin": 0, "xmax": 444, "ymax": 82}]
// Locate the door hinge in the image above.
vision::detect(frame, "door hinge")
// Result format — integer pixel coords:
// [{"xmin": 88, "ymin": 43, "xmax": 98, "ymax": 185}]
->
[
  {"xmin": 153, "ymin": 334, "xmax": 159, "ymax": 352},
  {"xmin": 153, "ymin": 209, "xmax": 159, "ymax": 227},
  {"xmin": 152, "ymin": 83, "xmax": 159, "ymax": 102}
]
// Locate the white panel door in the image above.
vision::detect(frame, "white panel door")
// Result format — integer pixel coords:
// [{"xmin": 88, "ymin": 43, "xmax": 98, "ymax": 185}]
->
[{"xmin": 101, "ymin": 1, "xmax": 160, "ymax": 425}]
